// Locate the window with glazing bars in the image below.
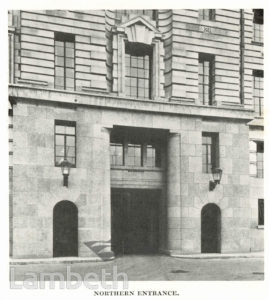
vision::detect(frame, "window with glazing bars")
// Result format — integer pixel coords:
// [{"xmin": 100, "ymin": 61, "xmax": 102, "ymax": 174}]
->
[
  {"xmin": 256, "ymin": 142, "xmax": 264, "ymax": 178},
  {"xmin": 146, "ymin": 144, "xmax": 161, "ymax": 167},
  {"xmin": 55, "ymin": 120, "xmax": 76, "ymax": 167},
  {"xmin": 115, "ymin": 10, "xmax": 157, "ymax": 20},
  {"xmin": 199, "ymin": 54, "xmax": 214, "ymax": 105},
  {"xmin": 249, "ymin": 140, "xmax": 264, "ymax": 178},
  {"xmin": 110, "ymin": 142, "xmax": 162, "ymax": 168},
  {"xmin": 126, "ymin": 144, "xmax": 142, "ymax": 167},
  {"xmin": 258, "ymin": 199, "xmax": 264, "ymax": 226},
  {"xmin": 253, "ymin": 9, "xmax": 263, "ymax": 44},
  {"xmin": 125, "ymin": 42, "xmax": 152, "ymax": 99},
  {"xmin": 202, "ymin": 133, "xmax": 218, "ymax": 173},
  {"xmin": 110, "ymin": 143, "xmax": 124, "ymax": 166},
  {"xmin": 55, "ymin": 32, "xmax": 75, "ymax": 90},
  {"xmin": 199, "ymin": 9, "xmax": 215, "ymax": 21},
  {"xmin": 253, "ymin": 70, "xmax": 264, "ymax": 116}
]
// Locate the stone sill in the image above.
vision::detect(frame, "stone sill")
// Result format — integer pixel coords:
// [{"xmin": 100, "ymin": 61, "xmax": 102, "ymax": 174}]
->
[
  {"xmin": 17, "ymin": 79, "xmax": 48, "ymax": 86},
  {"xmin": 111, "ymin": 166, "xmax": 164, "ymax": 172},
  {"xmin": 257, "ymin": 225, "xmax": 264, "ymax": 230},
  {"xmin": 248, "ymin": 117, "xmax": 264, "ymax": 127},
  {"xmin": 250, "ymin": 176, "xmax": 264, "ymax": 180},
  {"xmin": 251, "ymin": 41, "xmax": 263, "ymax": 47}
]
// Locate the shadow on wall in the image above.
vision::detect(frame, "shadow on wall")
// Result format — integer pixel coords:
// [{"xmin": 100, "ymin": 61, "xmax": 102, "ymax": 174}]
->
[{"xmin": 84, "ymin": 240, "xmax": 114, "ymax": 260}]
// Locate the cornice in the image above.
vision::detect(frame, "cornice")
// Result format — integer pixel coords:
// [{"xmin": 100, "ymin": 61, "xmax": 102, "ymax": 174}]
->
[{"xmin": 9, "ymin": 84, "xmax": 254, "ymax": 122}]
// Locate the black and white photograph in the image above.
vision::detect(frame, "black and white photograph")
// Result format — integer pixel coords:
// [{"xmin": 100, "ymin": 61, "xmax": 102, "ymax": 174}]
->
[{"xmin": 1, "ymin": 1, "xmax": 267, "ymax": 299}]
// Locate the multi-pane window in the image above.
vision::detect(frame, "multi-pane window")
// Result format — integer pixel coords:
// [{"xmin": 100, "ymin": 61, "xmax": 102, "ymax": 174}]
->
[
  {"xmin": 146, "ymin": 144, "xmax": 161, "ymax": 167},
  {"xmin": 253, "ymin": 70, "xmax": 264, "ymax": 116},
  {"xmin": 257, "ymin": 142, "xmax": 264, "ymax": 178},
  {"xmin": 55, "ymin": 32, "xmax": 75, "ymax": 91},
  {"xmin": 115, "ymin": 10, "xmax": 157, "ymax": 21},
  {"xmin": 126, "ymin": 144, "xmax": 142, "ymax": 167},
  {"xmin": 199, "ymin": 9, "xmax": 215, "ymax": 21},
  {"xmin": 55, "ymin": 120, "xmax": 76, "ymax": 167},
  {"xmin": 9, "ymin": 33, "xmax": 14, "ymax": 83},
  {"xmin": 258, "ymin": 199, "xmax": 264, "ymax": 226},
  {"xmin": 199, "ymin": 54, "xmax": 214, "ymax": 105},
  {"xmin": 249, "ymin": 141, "xmax": 264, "ymax": 178},
  {"xmin": 202, "ymin": 133, "xmax": 218, "ymax": 173},
  {"xmin": 110, "ymin": 127, "xmax": 163, "ymax": 168},
  {"xmin": 253, "ymin": 9, "xmax": 263, "ymax": 44},
  {"xmin": 110, "ymin": 143, "xmax": 124, "ymax": 166},
  {"xmin": 110, "ymin": 141, "xmax": 162, "ymax": 168},
  {"xmin": 125, "ymin": 42, "xmax": 152, "ymax": 99}
]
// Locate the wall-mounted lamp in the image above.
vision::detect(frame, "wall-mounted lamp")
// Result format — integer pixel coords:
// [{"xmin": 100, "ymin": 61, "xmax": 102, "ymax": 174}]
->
[
  {"xmin": 209, "ymin": 167, "xmax": 223, "ymax": 191},
  {"xmin": 60, "ymin": 158, "xmax": 72, "ymax": 187}
]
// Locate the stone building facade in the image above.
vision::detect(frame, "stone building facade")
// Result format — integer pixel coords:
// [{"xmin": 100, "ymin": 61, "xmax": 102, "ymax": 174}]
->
[{"xmin": 8, "ymin": 9, "xmax": 264, "ymax": 259}]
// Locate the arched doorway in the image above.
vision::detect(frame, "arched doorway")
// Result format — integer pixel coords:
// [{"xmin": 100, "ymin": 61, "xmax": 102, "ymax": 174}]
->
[
  {"xmin": 201, "ymin": 203, "xmax": 221, "ymax": 253},
  {"xmin": 53, "ymin": 200, "xmax": 78, "ymax": 257}
]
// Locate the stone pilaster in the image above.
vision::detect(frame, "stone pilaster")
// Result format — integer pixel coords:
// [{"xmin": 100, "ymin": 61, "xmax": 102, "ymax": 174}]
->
[
  {"xmin": 100, "ymin": 126, "xmax": 114, "ymax": 259},
  {"xmin": 166, "ymin": 131, "xmax": 181, "ymax": 254}
]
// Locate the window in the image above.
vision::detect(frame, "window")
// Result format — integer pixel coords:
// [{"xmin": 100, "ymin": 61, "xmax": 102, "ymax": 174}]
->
[
  {"xmin": 110, "ymin": 127, "xmax": 163, "ymax": 168},
  {"xmin": 249, "ymin": 141, "xmax": 264, "ymax": 178},
  {"xmin": 199, "ymin": 54, "xmax": 214, "ymax": 105},
  {"xmin": 257, "ymin": 142, "xmax": 264, "ymax": 178},
  {"xmin": 9, "ymin": 32, "xmax": 14, "ymax": 83},
  {"xmin": 253, "ymin": 70, "xmax": 264, "ymax": 116},
  {"xmin": 55, "ymin": 120, "xmax": 76, "ymax": 167},
  {"xmin": 115, "ymin": 10, "xmax": 157, "ymax": 21},
  {"xmin": 253, "ymin": 9, "xmax": 263, "ymax": 44},
  {"xmin": 258, "ymin": 199, "xmax": 264, "ymax": 226},
  {"xmin": 125, "ymin": 42, "xmax": 152, "ymax": 99},
  {"xmin": 202, "ymin": 133, "xmax": 219, "ymax": 173},
  {"xmin": 126, "ymin": 144, "xmax": 142, "ymax": 167},
  {"xmin": 55, "ymin": 32, "xmax": 75, "ymax": 91},
  {"xmin": 110, "ymin": 137, "xmax": 162, "ymax": 168},
  {"xmin": 110, "ymin": 143, "xmax": 124, "ymax": 166},
  {"xmin": 199, "ymin": 9, "xmax": 215, "ymax": 21},
  {"xmin": 146, "ymin": 144, "xmax": 161, "ymax": 167}
]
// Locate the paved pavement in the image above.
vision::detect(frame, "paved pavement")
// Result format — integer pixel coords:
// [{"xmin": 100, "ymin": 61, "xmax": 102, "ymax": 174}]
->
[{"xmin": 10, "ymin": 255, "xmax": 264, "ymax": 281}]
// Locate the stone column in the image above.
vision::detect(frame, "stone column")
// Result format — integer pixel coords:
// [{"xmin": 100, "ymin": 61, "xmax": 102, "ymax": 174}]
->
[
  {"xmin": 100, "ymin": 126, "xmax": 114, "ymax": 259},
  {"xmin": 166, "ymin": 131, "xmax": 181, "ymax": 254}
]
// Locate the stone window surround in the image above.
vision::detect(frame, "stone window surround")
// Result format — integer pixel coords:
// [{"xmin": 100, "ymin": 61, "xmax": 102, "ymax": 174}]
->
[{"xmin": 112, "ymin": 16, "xmax": 164, "ymax": 101}]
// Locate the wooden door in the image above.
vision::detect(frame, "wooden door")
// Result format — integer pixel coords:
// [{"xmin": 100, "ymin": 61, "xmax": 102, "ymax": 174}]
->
[
  {"xmin": 201, "ymin": 203, "xmax": 221, "ymax": 253},
  {"xmin": 53, "ymin": 200, "xmax": 78, "ymax": 257}
]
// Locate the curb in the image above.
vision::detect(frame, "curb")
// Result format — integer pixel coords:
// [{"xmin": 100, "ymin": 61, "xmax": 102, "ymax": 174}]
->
[
  {"xmin": 9, "ymin": 252, "xmax": 264, "ymax": 265},
  {"xmin": 170, "ymin": 252, "xmax": 264, "ymax": 259},
  {"xmin": 10, "ymin": 256, "xmax": 115, "ymax": 265}
]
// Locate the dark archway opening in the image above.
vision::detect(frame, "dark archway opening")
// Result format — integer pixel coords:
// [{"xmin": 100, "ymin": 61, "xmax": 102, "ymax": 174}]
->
[
  {"xmin": 111, "ymin": 189, "xmax": 160, "ymax": 255},
  {"xmin": 53, "ymin": 200, "xmax": 78, "ymax": 257},
  {"xmin": 201, "ymin": 203, "xmax": 221, "ymax": 253}
]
